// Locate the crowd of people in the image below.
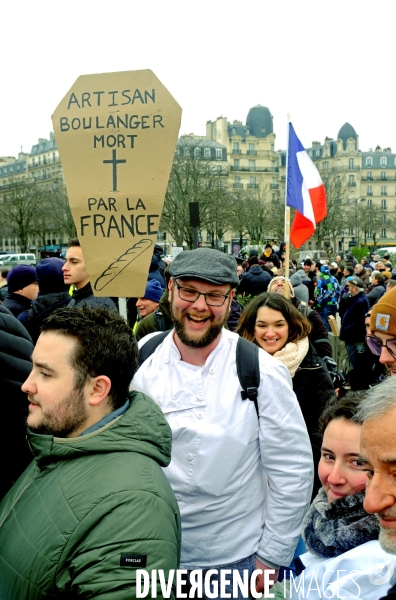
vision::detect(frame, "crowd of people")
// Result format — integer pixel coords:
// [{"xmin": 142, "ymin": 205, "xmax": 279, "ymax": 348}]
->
[{"xmin": 1, "ymin": 242, "xmax": 396, "ymax": 599}]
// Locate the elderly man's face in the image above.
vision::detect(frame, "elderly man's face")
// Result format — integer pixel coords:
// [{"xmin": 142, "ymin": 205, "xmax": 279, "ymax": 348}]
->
[{"xmin": 361, "ymin": 407, "xmax": 396, "ymax": 554}]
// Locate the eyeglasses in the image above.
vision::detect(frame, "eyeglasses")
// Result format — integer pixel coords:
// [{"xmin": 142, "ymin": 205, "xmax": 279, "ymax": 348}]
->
[
  {"xmin": 175, "ymin": 282, "xmax": 231, "ymax": 306},
  {"xmin": 365, "ymin": 334, "xmax": 396, "ymax": 359}
]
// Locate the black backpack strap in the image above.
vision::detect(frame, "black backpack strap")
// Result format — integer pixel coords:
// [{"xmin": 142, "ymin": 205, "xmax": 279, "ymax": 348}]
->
[
  {"xmin": 236, "ymin": 337, "xmax": 260, "ymax": 417},
  {"xmin": 138, "ymin": 330, "xmax": 172, "ymax": 367}
]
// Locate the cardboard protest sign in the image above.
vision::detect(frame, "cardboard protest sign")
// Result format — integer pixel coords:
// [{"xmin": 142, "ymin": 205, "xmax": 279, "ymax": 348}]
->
[{"xmin": 52, "ymin": 70, "xmax": 181, "ymax": 297}]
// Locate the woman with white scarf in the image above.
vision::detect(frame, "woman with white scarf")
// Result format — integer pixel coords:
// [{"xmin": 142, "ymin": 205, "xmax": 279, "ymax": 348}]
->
[{"xmin": 236, "ymin": 292, "xmax": 335, "ymax": 496}]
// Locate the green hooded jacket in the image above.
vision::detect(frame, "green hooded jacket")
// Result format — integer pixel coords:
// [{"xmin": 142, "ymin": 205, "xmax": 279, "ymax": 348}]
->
[{"xmin": 0, "ymin": 391, "xmax": 181, "ymax": 599}]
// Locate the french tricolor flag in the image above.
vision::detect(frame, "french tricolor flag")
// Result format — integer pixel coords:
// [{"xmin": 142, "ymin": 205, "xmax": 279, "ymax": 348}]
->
[{"xmin": 286, "ymin": 122, "xmax": 327, "ymax": 248}]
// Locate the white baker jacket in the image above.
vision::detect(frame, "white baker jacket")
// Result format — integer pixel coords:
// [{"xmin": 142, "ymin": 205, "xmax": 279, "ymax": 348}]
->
[{"xmin": 132, "ymin": 329, "xmax": 313, "ymax": 569}]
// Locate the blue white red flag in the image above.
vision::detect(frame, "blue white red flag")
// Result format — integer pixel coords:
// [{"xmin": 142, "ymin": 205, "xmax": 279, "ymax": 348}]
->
[{"xmin": 286, "ymin": 122, "xmax": 327, "ymax": 248}]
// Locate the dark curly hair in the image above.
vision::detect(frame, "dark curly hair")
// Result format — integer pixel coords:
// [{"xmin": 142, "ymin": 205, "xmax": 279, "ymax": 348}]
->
[
  {"xmin": 41, "ymin": 305, "xmax": 138, "ymax": 410},
  {"xmin": 318, "ymin": 391, "xmax": 365, "ymax": 437},
  {"xmin": 236, "ymin": 292, "xmax": 311, "ymax": 346}
]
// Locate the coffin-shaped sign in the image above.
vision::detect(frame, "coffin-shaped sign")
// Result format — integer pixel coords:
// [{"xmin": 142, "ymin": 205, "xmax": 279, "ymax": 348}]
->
[{"xmin": 52, "ymin": 70, "xmax": 181, "ymax": 297}]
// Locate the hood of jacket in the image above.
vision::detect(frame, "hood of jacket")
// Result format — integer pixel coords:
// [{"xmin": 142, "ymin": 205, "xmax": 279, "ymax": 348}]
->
[
  {"xmin": 27, "ymin": 391, "xmax": 172, "ymax": 470},
  {"xmin": 247, "ymin": 265, "xmax": 269, "ymax": 278},
  {"xmin": 31, "ymin": 291, "xmax": 71, "ymax": 317},
  {"xmin": 36, "ymin": 257, "xmax": 67, "ymax": 294},
  {"xmin": 290, "ymin": 272, "xmax": 303, "ymax": 286}
]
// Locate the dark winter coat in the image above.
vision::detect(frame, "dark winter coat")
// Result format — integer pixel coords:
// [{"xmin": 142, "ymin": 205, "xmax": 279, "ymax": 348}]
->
[
  {"xmin": 67, "ymin": 281, "xmax": 117, "ymax": 311},
  {"xmin": 2, "ymin": 292, "xmax": 32, "ymax": 317},
  {"xmin": 293, "ymin": 342, "xmax": 336, "ymax": 496},
  {"xmin": 366, "ymin": 283, "xmax": 386, "ymax": 307},
  {"xmin": 18, "ymin": 291, "xmax": 71, "ymax": 344},
  {"xmin": 0, "ymin": 282, "xmax": 8, "ymax": 301},
  {"xmin": 0, "ymin": 391, "xmax": 181, "ymax": 599},
  {"xmin": 0, "ymin": 305, "xmax": 34, "ymax": 499},
  {"xmin": 237, "ymin": 265, "xmax": 272, "ymax": 297},
  {"xmin": 340, "ymin": 292, "xmax": 370, "ymax": 344}
]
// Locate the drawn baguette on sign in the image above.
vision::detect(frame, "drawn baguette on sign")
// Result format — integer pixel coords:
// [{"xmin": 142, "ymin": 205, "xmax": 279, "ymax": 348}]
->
[{"xmin": 94, "ymin": 239, "xmax": 153, "ymax": 291}]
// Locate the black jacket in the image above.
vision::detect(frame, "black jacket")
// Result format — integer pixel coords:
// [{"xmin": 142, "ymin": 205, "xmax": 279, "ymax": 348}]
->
[
  {"xmin": 18, "ymin": 291, "xmax": 71, "ymax": 344},
  {"xmin": 68, "ymin": 282, "xmax": 117, "ymax": 311},
  {"xmin": 340, "ymin": 291, "xmax": 370, "ymax": 344},
  {"xmin": 0, "ymin": 306, "xmax": 34, "ymax": 499},
  {"xmin": 237, "ymin": 266, "xmax": 272, "ymax": 297},
  {"xmin": 293, "ymin": 342, "xmax": 336, "ymax": 496},
  {"xmin": 2, "ymin": 293, "xmax": 32, "ymax": 317}
]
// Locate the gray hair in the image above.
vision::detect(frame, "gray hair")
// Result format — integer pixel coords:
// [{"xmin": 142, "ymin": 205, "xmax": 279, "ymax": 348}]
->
[
  {"xmin": 357, "ymin": 377, "xmax": 396, "ymax": 421},
  {"xmin": 355, "ymin": 264, "xmax": 363, "ymax": 273}
]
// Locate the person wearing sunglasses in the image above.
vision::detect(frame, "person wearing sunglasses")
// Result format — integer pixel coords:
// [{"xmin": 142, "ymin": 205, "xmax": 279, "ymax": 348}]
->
[{"xmin": 366, "ymin": 285, "xmax": 396, "ymax": 377}]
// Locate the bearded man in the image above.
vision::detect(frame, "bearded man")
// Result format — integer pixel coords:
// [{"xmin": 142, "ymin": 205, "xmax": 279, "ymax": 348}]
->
[{"xmin": 132, "ymin": 248, "xmax": 313, "ymax": 599}]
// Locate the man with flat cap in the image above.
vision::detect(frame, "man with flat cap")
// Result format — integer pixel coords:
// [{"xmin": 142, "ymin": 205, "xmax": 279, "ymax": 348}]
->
[{"xmin": 132, "ymin": 248, "xmax": 313, "ymax": 598}]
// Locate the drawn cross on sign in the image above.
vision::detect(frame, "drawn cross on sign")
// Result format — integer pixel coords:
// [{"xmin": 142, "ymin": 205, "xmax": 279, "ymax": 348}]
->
[{"xmin": 103, "ymin": 149, "xmax": 126, "ymax": 191}]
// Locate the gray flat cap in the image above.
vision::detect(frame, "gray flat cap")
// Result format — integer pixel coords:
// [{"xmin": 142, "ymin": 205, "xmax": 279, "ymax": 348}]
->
[{"xmin": 169, "ymin": 248, "xmax": 239, "ymax": 287}]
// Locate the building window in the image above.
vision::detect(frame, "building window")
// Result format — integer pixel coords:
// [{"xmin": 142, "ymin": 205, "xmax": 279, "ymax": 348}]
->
[
  {"xmin": 382, "ymin": 228, "xmax": 387, "ymax": 238},
  {"xmin": 349, "ymin": 158, "xmax": 354, "ymax": 169},
  {"xmin": 366, "ymin": 157, "xmax": 373, "ymax": 166},
  {"xmin": 323, "ymin": 161, "xmax": 329, "ymax": 170},
  {"xmin": 234, "ymin": 159, "xmax": 240, "ymax": 170},
  {"xmin": 367, "ymin": 171, "xmax": 373, "ymax": 181},
  {"xmin": 367, "ymin": 186, "xmax": 373, "ymax": 196},
  {"xmin": 204, "ymin": 148, "xmax": 210, "ymax": 159},
  {"xmin": 217, "ymin": 180, "xmax": 222, "ymax": 189},
  {"xmin": 381, "ymin": 185, "xmax": 387, "ymax": 195},
  {"xmin": 381, "ymin": 171, "xmax": 387, "ymax": 180},
  {"xmin": 233, "ymin": 142, "xmax": 240, "ymax": 153},
  {"xmin": 249, "ymin": 176, "xmax": 257, "ymax": 188},
  {"xmin": 315, "ymin": 148, "xmax": 320, "ymax": 157},
  {"xmin": 248, "ymin": 160, "xmax": 255, "ymax": 171},
  {"xmin": 348, "ymin": 141, "xmax": 354, "ymax": 150},
  {"xmin": 380, "ymin": 156, "xmax": 388, "ymax": 166},
  {"xmin": 349, "ymin": 175, "xmax": 355, "ymax": 185},
  {"xmin": 215, "ymin": 148, "xmax": 222, "ymax": 160},
  {"xmin": 234, "ymin": 176, "xmax": 242, "ymax": 189},
  {"xmin": 184, "ymin": 148, "xmax": 189, "ymax": 157},
  {"xmin": 382, "ymin": 214, "xmax": 387, "ymax": 224},
  {"xmin": 194, "ymin": 148, "xmax": 201, "ymax": 158},
  {"xmin": 247, "ymin": 143, "xmax": 256, "ymax": 155},
  {"xmin": 382, "ymin": 199, "xmax": 387, "ymax": 209},
  {"xmin": 368, "ymin": 198, "xmax": 373, "ymax": 208}
]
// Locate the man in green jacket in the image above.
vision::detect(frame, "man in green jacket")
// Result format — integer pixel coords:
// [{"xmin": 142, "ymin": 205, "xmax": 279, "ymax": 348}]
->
[{"xmin": 0, "ymin": 305, "xmax": 180, "ymax": 600}]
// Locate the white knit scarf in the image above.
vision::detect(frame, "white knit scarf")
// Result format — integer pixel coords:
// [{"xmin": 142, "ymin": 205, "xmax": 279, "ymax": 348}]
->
[{"xmin": 273, "ymin": 336, "xmax": 309, "ymax": 378}]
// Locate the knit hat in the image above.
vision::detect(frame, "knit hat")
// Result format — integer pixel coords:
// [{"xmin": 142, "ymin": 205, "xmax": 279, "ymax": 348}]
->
[
  {"xmin": 143, "ymin": 279, "xmax": 163, "ymax": 303},
  {"xmin": 7, "ymin": 265, "xmax": 37, "ymax": 293},
  {"xmin": 169, "ymin": 248, "xmax": 239, "ymax": 287},
  {"xmin": 269, "ymin": 276, "xmax": 294, "ymax": 298},
  {"xmin": 370, "ymin": 285, "xmax": 396, "ymax": 335},
  {"xmin": 320, "ymin": 265, "xmax": 330, "ymax": 274},
  {"xmin": 346, "ymin": 276, "xmax": 365, "ymax": 289}
]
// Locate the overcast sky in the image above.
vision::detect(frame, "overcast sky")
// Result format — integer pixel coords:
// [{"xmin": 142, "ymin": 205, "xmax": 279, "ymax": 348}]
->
[{"xmin": 1, "ymin": 0, "xmax": 394, "ymax": 158}]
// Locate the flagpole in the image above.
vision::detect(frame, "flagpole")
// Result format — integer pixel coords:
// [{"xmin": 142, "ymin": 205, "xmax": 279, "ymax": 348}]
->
[{"xmin": 284, "ymin": 115, "xmax": 291, "ymax": 299}]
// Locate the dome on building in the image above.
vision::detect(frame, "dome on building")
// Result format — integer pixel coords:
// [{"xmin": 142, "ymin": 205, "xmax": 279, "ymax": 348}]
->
[
  {"xmin": 337, "ymin": 122, "xmax": 357, "ymax": 149},
  {"xmin": 246, "ymin": 105, "xmax": 273, "ymax": 138}
]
